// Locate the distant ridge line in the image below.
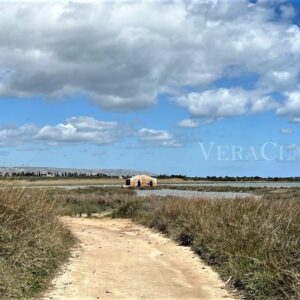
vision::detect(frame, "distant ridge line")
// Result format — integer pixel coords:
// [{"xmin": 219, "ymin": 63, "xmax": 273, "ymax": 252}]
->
[{"xmin": 0, "ymin": 166, "xmax": 155, "ymax": 177}]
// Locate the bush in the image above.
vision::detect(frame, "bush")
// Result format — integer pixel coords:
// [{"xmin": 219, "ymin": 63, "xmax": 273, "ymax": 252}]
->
[
  {"xmin": 51, "ymin": 189, "xmax": 136, "ymax": 217},
  {"xmin": 128, "ymin": 196, "xmax": 300, "ymax": 299},
  {"xmin": 113, "ymin": 200, "xmax": 143, "ymax": 218},
  {"xmin": 0, "ymin": 188, "xmax": 74, "ymax": 298}
]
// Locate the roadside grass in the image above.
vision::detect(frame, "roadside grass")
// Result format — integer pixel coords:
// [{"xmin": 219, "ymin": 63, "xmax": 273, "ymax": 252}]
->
[
  {"xmin": 0, "ymin": 187, "xmax": 74, "ymax": 298},
  {"xmin": 3, "ymin": 184, "xmax": 299, "ymax": 299},
  {"xmin": 50, "ymin": 187, "xmax": 136, "ymax": 217},
  {"xmin": 50, "ymin": 186, "xmax": 300, "ymax": 298},
  {"xmin": 113, "ymin": 194, "xmax": 300, "ymax": 299}
]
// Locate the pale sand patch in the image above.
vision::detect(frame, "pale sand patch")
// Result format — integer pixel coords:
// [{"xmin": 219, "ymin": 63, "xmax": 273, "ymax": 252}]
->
[{"xmin": 43, "ymin": 217, "xmax": 237, "ymax": 300}]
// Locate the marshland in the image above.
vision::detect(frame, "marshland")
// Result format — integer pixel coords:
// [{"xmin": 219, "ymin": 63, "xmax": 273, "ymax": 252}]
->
[{"xmin": 1, "ymin": 179, "xmax": 299, "ymax": 299}]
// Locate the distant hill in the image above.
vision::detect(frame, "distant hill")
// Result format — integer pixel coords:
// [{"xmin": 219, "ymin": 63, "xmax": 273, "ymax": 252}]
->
[{"xmin": 0, "ymin": 166, "xmax": 155, "ymax": 177}]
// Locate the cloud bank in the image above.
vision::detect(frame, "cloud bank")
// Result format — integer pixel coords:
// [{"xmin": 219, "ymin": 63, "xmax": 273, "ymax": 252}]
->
[
  {"xmin": 0, "ymin": 117, "xmax": 180, "ymax": 148},
  {"xmin": 0, "ymin": 117, "xmax": 120, "ymax": 146},
  {"xmin": 176, "ymin": 88, "xmax": 279, "ymax": 120},
  {"xmin": 0, "ymin": 1, "xmax": 299, "ymax": 120}
]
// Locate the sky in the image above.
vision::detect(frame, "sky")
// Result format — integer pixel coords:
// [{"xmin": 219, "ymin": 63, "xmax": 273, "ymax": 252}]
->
[{"xmin": 1, "ymin": 0, "xmax": 300, "ymax": 176}]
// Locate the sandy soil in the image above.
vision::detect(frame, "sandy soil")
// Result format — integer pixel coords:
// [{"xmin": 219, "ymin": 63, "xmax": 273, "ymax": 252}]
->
[{"xmin": 43, "ymin": 217, "xmax": 236, "ymax": 300}]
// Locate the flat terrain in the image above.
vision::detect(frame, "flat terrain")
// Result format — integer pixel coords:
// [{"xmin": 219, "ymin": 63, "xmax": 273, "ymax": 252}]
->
[
  {"xmin": 0, "ymin": 178, "xmax": 198, "ymax": 186},
  {"xmin": 2, "ymin": 178, "xmax": 300, "ymax": 189},
  {"xmin": 44, "ymin": 217, "xmax": 235, "ymax": 300},
  {"xmin": 0, "ymin": 178, "xmax": 122, "ymax": 186}
]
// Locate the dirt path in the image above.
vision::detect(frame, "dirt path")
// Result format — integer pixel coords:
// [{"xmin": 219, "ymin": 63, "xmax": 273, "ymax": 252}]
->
[{"xmin": 44, "ymin": 217, "xmax": 235, "ymax": 300}]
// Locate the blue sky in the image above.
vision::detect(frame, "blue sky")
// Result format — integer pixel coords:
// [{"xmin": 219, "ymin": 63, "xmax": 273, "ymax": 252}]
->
[{"xmin": 1, "ymin": 0, "xmax": 300, "ymax": 176}]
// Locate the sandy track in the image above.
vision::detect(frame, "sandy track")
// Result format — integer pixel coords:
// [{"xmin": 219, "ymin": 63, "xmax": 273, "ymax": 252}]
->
[{"xmin": 43, "ymin": 217, "xmax": 235, "ymax": 300}]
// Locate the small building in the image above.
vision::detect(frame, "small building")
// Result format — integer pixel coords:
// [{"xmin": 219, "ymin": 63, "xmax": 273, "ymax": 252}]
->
[{"xmin": 125, "ymin": 175, "xmax": 157, "ymax": 187}]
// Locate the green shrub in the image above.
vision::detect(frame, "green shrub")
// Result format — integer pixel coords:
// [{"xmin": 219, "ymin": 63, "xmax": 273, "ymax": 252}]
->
[{"xmin": 113, "ymin": 200, "xmax": 143, "ymax": 218}]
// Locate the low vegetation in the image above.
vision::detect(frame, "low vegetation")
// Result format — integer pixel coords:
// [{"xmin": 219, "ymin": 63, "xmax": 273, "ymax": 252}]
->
[
  {"xmin": 50, "ymin": 187, "xmax": 135, "ymax": 217},
  {"xmin": 2, "ymin": 185, "xmax": 299, "ymax": 299},
  {"xmin": 49, "ymin": 186, "xmax": 300, "ymax": 298},
  {"xmin": 145, "ymin": 184, "xmax": 274, "ymax": 194},
  {"xmin": 114, "ymin": 192, "xmax": 300, "ymax": 299},
  {"xmin": 0, "ymin": 188, "xmax": 74, "ymax": 298}
]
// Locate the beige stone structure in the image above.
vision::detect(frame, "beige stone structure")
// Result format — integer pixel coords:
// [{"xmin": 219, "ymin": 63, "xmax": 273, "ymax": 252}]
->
[{"xmin": 125, "ymin": 175, "xmax": 157, "ymax": 187}]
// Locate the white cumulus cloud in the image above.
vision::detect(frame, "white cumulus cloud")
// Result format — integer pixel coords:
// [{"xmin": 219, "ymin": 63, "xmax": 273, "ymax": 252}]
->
[
  {"xmin": 176, "ymin": 88, "xmax": 278, "ymax": 120},
  {"xmin": 0, "ymin": 117, "xmax": 121, "ymax": 146},
  {"xmin": 0, "ymin": 0, "xmax": 299, "ymax": 117},
  {"xmin": 276, "ymin": 90, "xmax": 300, "ymax": 122},
  {"xmin": 138, "ymin": 128, "xmax": 181, "ymax": 147},
  {"xmin": 37, "ymin": 117, "xmax": 119, "ymax": 144},
  {"xmin": 177, "ymin": 119, "xmax": 199, "ymax": 128},
  {"xmin": 0, "ymin": 117, "xmax": 182, "ymax": 148},
  {"xmin": 0, "ymin": 124, "xmax": 38, "ymax": 146}
]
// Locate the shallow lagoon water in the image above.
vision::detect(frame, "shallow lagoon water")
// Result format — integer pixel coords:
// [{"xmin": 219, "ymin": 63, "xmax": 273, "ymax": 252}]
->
[
  {"xmin": 6, "ymin": 181, "xmax": 300, "ymax": 189},
  {"xmin": 136, "ymin": 189, "xmax": 254, "ymax": 199},
  {"xmin": 6, "ymin": 184, "xmax": 254, "ymax": 198},
  {"xmin": 162, "ymin": 182, "xmax": 300, "ymax": 188}
]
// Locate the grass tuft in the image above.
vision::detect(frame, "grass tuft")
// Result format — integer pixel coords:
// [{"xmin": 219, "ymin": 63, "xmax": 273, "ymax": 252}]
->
[
  {"xmin": 0, "ymin": 187, "xmax": 74, "ymax": 298},
  {"xmin": 115, "ymin": 195, "xmax": 300, "ymax": 299}
]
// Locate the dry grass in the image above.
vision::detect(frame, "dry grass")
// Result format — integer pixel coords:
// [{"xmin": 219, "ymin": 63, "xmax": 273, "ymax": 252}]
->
[
  {"xmin": 4, "ymin": 184, "xmax": 297, "ymax": 299},
  {"xmin": 115, "ymin": 195, "xmax": 300, "ymax": 299},
  {"xmin": 0, "ymin": 187, "xmax": 74, "ymax": 298},
  {"xmin": 46, "ymin": 186, "xmax": 300, "ymax": 298},
  {"xmin": 0, "ymin": 177, "xmax": 123, "ymax": 186},
  {"xmin": 50, "ymin": 187, "xmax": 136, "ymax": 217}
]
